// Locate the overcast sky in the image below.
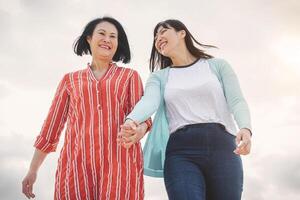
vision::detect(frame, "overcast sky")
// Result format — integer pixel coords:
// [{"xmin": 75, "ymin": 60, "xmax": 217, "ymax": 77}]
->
[{"xmin": 0, "ymin": 0, "xmax": 300, "ymax": 199}]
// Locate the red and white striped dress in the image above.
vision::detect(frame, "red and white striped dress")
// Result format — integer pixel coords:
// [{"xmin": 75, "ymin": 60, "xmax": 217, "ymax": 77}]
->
[{"xmin": 34, "ymin": 63, "xmax": 151, "ymax": 200}]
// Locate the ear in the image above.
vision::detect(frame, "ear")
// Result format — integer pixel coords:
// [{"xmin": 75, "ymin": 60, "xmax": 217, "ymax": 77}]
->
[
  {"xmin": 86, "ymin": 36, "xmax": 92, "ymax": 45},
  {"xmin": 179, "ymin": 30, "xmax": 186, "ymax": 39}
]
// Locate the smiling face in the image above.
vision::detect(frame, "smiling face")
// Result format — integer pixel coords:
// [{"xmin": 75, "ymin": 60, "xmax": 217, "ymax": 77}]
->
[
  {"xmin": 154, "ymin": 25, "xmax": 185, "ymax": 57},
  {"xmin": 87, "ymin": 21, "xmax": 118, "ymax": 61}
]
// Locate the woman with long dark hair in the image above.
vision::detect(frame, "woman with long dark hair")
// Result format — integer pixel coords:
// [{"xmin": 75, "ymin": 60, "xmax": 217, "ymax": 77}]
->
[
  {"xmin": 119, "ymin": 19, "xmax": 252, "ymax": 200},
  {"xmin": 22, "ymin": 17, "xmax": 151, "ymax": 200}
]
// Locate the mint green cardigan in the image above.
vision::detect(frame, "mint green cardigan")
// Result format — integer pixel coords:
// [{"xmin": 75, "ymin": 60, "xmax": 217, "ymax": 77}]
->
[{"xmin": 127, "ymin": 58, "xmax": 252, "ymax": 177}]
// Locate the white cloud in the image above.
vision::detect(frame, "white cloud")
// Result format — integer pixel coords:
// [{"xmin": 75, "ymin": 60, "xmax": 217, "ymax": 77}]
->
[{"xmin": 1, "ymin": 0, "xmax": 300, "ymax": 199}]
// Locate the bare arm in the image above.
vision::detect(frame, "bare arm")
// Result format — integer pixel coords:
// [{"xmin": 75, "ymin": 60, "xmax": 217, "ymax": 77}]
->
[
  {"xmin": 29, "ymin": 148, "xmax": 48, "ymax": 172},
  {"xmin": 22, "ymin": 149, "xmax": 48, "ymax": 199},
  {"xmin": 22, "ymin": 74, "xmax": 70, "ymax": 198}
]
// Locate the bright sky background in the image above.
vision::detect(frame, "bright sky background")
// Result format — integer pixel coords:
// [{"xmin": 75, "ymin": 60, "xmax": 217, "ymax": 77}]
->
[{"xmin": 0, "ymin": 0, "xmax": 300, "ymax": 199}]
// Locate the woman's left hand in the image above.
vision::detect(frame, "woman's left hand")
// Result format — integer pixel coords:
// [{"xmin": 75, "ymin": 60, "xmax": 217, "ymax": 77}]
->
[{"xmin": 234, "ymin": 128, "xmax": 252, "ymax": 155}]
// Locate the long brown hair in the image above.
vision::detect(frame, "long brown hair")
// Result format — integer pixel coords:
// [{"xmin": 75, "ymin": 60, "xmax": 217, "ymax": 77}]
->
[{"xmin": 149, "ymin": 19, "xmax": 216, "ymax": 72}]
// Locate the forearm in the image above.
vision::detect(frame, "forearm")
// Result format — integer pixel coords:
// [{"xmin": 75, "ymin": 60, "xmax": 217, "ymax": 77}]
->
[
  {"xmin": 127, "ymin": 96, "xmax": 159, "ymax": 123},
  {"xmin": 232, "ymin": 101, "xmax": 252, "ymax": 131},
  {"xmin": 29, "ymin": 148, "xmax": 48, "ymax": 173},
  {"xmin": 140, "ymin": 121, "xmax": 149, "ymax": 136},
  {"xmin": 127, "ymin": 74, "xmax": 161, "ymax": 123}
]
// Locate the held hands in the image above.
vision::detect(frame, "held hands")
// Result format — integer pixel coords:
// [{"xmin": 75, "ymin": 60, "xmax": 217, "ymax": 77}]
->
[
  {"xmin": 22, "ymin": 170, "xmax": 37, "ymax": 199},
  {"xmin": 117, "ymin": 119, "xmax": 147, "ymax": 149},
  {"xmin": 234, "ymin": 128, "xmax": 252, "ymax": 155}
]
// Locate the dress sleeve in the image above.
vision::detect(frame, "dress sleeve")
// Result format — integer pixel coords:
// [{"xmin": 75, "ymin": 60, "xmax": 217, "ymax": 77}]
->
[
  {"xmin": 219, "ymin": 59, "xmax": 252, "ymax": 132},
  {"xmin": 127, "ymin": 70, "xmax": 152, "ymax": 132},
  {"xmin": 34, "ymin": 74, "xmax": 70, "ymax": 153}
]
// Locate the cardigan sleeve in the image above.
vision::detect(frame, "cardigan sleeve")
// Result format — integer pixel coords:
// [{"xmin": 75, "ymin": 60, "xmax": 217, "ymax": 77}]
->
[
  {"xmin": 127, "ymin": 70, "xmax": 152, "ymax": 131},
  {"xmin": 218, "ymin": 59, "xmax": 252, "ymax": 132},
  {"xmin": 34, "ymin": 74, "xmax": 70, "ymax": 153},
  {"xmin": 126, "ymin": 72, "xmax": 162, "ymax": 124}
]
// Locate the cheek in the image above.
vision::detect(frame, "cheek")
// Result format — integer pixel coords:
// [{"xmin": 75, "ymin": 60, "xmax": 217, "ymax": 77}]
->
[
  {"xmin": 90, "ymin": 40, "xmax": 97, "ymax": 50},
  {"xmin": 167, "ymin": 38, "xmax": 178, "ymax": 49},
  {"xmin": 154, "ymin": 42, "xmax": 159, "ymax": 51},
  {"xmin": 89, "ymin": 36, "xmax": 99, "ymax": 47},
  {"xmin": 113, "ymin": 40, "xmax": 118, "ymax": 51}
]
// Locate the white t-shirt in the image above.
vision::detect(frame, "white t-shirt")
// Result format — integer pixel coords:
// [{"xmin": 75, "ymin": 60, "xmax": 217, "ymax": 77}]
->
[{"xmin": 164, "ymin": 58, "xmax": 237, "ymax": 134}]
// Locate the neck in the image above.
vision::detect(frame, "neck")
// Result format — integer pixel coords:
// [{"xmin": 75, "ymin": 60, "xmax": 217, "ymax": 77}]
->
[
  {"xmin": 169, "ymin": 46, "xmax": 197, "ymax": 67},
  {"xmin": 90, "ymin": 58, "xmax": 111, "ymax": 71}
]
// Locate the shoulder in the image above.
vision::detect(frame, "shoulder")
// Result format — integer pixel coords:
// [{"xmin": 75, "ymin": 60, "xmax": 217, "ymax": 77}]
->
[
  {"xmin": 61, "ymin": 68, "xmax": 86, "ymax": 82},
  {"xmin": 207, "ymin": 58, "xmax": 235, "ymax": 75},
  {"xmin": 207, "ymin": 58, "xmax": 230, "ymax": 68},
  {"xmin": 114, "ymin": 65, "xmax": 141, "ymax": 77},
  {"xmin": 151, "ymin": 67, "xmax": 169, "ymax": 79}
]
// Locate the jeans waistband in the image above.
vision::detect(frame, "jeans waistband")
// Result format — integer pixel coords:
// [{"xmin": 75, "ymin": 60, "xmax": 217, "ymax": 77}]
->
[{"xmin": 175, "ymin": 123, "xmax": 225, "ymax": 133}]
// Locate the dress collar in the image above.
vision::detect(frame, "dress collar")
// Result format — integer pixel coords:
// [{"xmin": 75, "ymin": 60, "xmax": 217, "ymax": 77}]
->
[{"xmin": 87, "ymin": 62, "xmax": 116, "ymax": 82}]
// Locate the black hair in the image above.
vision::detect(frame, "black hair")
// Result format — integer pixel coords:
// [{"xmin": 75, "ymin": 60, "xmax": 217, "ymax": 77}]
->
[
  {"xmin": 149, "ymin": 19, "xmax": 216, "ymax": 72},
  {"xmin": 73, "ymin": 17, "xmax": 131, "ymax": 63}
]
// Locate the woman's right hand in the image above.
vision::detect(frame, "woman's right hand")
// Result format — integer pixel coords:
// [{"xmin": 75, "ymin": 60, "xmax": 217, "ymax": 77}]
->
[{"xmin": 22, "ymin": 170, "xmax": 37, "ymax": 199}]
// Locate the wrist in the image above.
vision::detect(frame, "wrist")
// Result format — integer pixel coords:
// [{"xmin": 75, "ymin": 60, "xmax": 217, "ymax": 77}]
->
[
  {"xmin": 29, "ymin": 167, "xmax": 39, "ymax": 174},
  {"xmin": 137, "ymin": 123, "xmax": 147, "ymax": 139},
  {"xmin": 241, "ymin": 128, "xmax": 252, "ymax": 136},
  {"xmin": 124, "ymin": 118, "xmax": 139, "ymax": 126},
  {"xmin": 124, "ymin": 118, "xmax": 133, "ymax": 123},
  {"xmin": 141, "ymin": 122, "xmax": 148, "ymax": 133},
  {"xmin": 144, "ymin": 119, "xmax": 152, "ymax": 132}
]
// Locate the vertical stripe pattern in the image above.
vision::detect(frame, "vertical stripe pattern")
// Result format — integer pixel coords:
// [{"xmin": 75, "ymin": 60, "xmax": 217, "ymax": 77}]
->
[{"xmin": 34, "ymin": 63, "xmax": 150, "ymax": 200}]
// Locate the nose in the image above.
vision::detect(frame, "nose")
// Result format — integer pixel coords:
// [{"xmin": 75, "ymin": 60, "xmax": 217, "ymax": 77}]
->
[
  {"xmin": 156, "ymin": 35, "xmax": 163, "ymax": 47},
  {"xmin": 103, "ymin": 35, "xmax": 111, "ymax": 43},
  {"xmin": 157, "ymin": 35, "xmax": 163, "ymax": 42}
]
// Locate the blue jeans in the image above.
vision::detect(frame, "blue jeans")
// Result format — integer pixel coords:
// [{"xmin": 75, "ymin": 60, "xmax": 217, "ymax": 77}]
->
[{"xmin": 164, "ymin": 123, "xmax": 243, "ymax": 200}]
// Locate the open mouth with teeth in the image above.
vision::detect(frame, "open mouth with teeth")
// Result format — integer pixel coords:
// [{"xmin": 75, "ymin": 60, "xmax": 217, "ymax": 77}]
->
[{"xmin": 99, "ymin": 44, "xmax": 111, "ymax": 50}]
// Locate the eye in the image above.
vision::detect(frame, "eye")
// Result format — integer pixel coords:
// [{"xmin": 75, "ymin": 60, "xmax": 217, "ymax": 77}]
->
[
  {"xmin": 99, "ymin": 32, "xmax": 105, "ymax": 35},
  {"xmin": 110, "ymin": 35, "xmax": 116, "ymax": 38},
  {"xmin": 154, "ymin": 29, "xmax": 167, "ymax": 40}
]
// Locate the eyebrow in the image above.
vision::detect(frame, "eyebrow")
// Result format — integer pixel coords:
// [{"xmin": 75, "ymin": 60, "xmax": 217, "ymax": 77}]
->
[
  {"xmin": 157, "ymin": 28, "xmax": 165, "ymax": 34},
  {"xmin": 155, "ymin": 28, "xmax": 165, "ymax": 38},
  {"xmin": 97, "ymin": 29, "xmax": 117, "ymax": 35}
]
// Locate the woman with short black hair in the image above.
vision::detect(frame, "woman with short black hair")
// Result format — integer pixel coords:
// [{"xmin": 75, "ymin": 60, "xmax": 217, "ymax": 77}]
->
[{"xmin": 22, "ymin": 17, "xmax": 151, "ymax": 200}]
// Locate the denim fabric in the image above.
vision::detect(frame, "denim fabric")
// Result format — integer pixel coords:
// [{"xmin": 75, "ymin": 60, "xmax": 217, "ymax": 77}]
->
[{"xmin": 164, "ymin": 123, "xmax": 243, "ymax": 200}]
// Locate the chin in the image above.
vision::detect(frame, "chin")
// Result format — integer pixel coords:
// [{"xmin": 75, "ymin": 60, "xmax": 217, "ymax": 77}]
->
[
  {"xmin": 160, "ymin": 51, "xmax": 170, "ymax": 57},
  {"xmin": 160, "ymin": 47, "xmax": 172, "ymax": 57},
  {"xmin": 97, "ymin": 51, "xmax": 113, "ymax": 57}
]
